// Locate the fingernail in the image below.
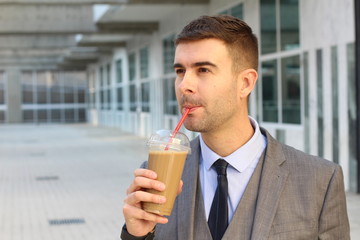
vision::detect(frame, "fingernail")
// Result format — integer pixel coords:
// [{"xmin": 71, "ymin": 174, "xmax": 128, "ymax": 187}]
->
[
  {"xmin": 158, "ymin": 183, "xmax": 165, "ymax": 190},
  {"xmin": 159, "ymin": 196, "xmax": 166, "ymax": 203}
]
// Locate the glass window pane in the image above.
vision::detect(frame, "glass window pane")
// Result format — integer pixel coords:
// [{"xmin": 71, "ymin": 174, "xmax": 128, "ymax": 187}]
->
[
  {"xmin": 331, "ymin": 46, "xmax": 339, "ymax": 164},
  {"xmin": 100, "ymin": 90, "xmax": 105, "ymax": 110},
  {"xmin": 21, "ymin": 71, "xmax": 33, "ymax": 104},
  {"xmin": 163, "ymin": 35, "xmax": 175, "ymax": 74},
  {"xmin": 347, "ymin": 42, "xmax": 357, "ymax": 192},
  {"xmin": 0, "ymin": 71, "xmax": 4, "ymax": 105},
  {"xmin": 116, "ymin": 59, "xmax": 123, "ymax": 83},
  {"xmin": 129, "ymin": 53, "xmax": 136, "ymax": 81},
  {"xmin": 229, "ymin": 3, "xmax": 243, "ymax": 19},
  {"xmin": 281, "ymin": 55, "xmax": 300, "ymax": 124},
  {"xmin": 0, "ymin": 111, "xmax": 5, "ymax": 123},
  {"xmin": 262, "ymin": 60, "xmax": 278, "ymax": 122},
  {"xmin": 78, "ymin": 109, "xmax": 86, "ymax": 122},
  {"xmin": 317, "ymin": 49, "xmax": 324, "ymax": 157},
  {"xmin": 78, "ymin": 89, "xmax": 86, "ymax": 103},
  {"xmin": 303, "ymin": 52, "xmax": 310, "ymax": 153},
  {"xmin": 37, "ymin": 90, "xmax": 47, "ymax": 104},
  {"xmin": 117, "ymin": 87, "xmax": 123, "ymax": 110},
  {"xmin": 106, "ymin": 64, "xmax": 111, "ymax": 86},
  {"xmin": 23, "ymin": 110, "xmax": 34, "ymax": 122},
  {"xmin": 280, "ymin": 0, "xmax": 299, "ymax": 51},
  {"xmin": 260, "ymin": 0, "xmax": 277, "ymax": 54},
  {"xmin": 107, "ymin": 89, "xmax": 111, "ymax": 110},
  {"xmin": 50, "ymin": 87, "xmax": 62, "ymax": 103},
  {"xmin": 65, "ymin": 109, "xmax": 75, "ymax": 122},
  {"xmin": 51, "ymin": 109, "xmax": 62, "ymax": 122},
  {"xmin": 129, "ymin": 84, "xmax": 137, "ymax": 112},
  {"xmin": 140, "ymin": 47, "xmax": 149, "ymax": 78},
  {"xmin": 163, "ymin": 77, "xmax": 177, "ymax": 115},
  {"xmin": 64, "ymin": 87, "xmax": 74, "ymax": 103},
  {"xmin": 99, "ymin": 67, "xmax": 104, "ymax": 87},
  {"xmin": 37, "ymin": 109, "xmax": 48, "ymax": 123},
  {"xmin": 141, "ymin": 82, "xmax": 150, "ymax": 112}
]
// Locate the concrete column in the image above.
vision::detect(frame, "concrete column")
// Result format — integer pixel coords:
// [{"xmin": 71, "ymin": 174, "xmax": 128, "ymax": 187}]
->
[{"xmin": 6, "ymin": 68, "xmax": 22, "ymax": 123}]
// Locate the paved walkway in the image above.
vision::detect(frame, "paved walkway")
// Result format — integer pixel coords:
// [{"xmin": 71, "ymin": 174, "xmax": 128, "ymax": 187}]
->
[{"xmin": 0, "ymin": 124, "xmax": 359, "ymax": 240}]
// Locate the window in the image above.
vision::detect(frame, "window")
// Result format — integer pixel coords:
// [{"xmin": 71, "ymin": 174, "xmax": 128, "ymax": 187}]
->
[
  {"xmin": 262, "ymin": 60, "xmax": 278, "ymax": 122},
  {"xmin": 50, "ymin": 73, "xmax": 62, "ymax": 104},
  {"xmin": 23, "ymin": 110, "xmax": 34, "ymax": 122},
  {"xmin": 116, "ymin": 59, "xmax": 123, "ymax": 83},
  {"xmin": 163, "ymin": 77, "xmax": 177, "ymax": 115},
  {"xmin": 141, "ymin": 82, "xmax": 150, "ymax": 112},
  {"xmin": 219, "ymin": 3, "xmax": 243, "ymax": 19},
  {"xmin": 51, "ymin": 109, "xmax": 62, "ymax": 122},
  {"xmin": 163, "ymin": 35, "xmax": 176, "ymax": 74},
  {"xmin": 106, "ymin": 64, "xmax": 111, "ymax": 86},
  {"xmin": 22, "ymin": 71, "xmax": 34, "ymax": 104},
  {"xmin": 65, "ymin": 109, "xmax": 75, "ymax": 123},
  {"xmin": 260, "ymin": 0, "xmax": 301, "ymax": 124},
  {"xmin": 117, "ymin": 87, "xmax": 123, "ymax": 110},
  {"xmin": 0, "ymin": 111, "xmax": 5, "ymax": 123},
  {"xmin": 260, "ymin": 0, "xmax": 299, "ymax": 54},
  {"xmin": 37, "ymin": 109, "xmax": 48, "ymax": 123},
  {"xmin": 36, "ymin": 72, "xmax": 48, "ymax": 104},
  {"xmin": 116, "ymin": 59, "xmax": 124, "ymax": 111},
  {"xmin": 129, "ymin": 53, "xmax": 136, "ymax": 81},
  {"xmin": 0, "ymin": 71, "xmax": 5, "ymax": 105},
  {"xmin": 129, "ymin": 85, "xmax": 137, "ymax": 112},
  {"xmin": 280, "ymin": 0, "xmax": 299, "ymax": 51},
  {"xmin": 281, "ymin": 55, "xmax": 300, "ymax": 124},
  {"xmin": 162, "ymin": 35, "xmax": 177, "ymax": 115},
  {"xmin": 261, "ymin": 56, "xmax": 300, "ymax": 124},
  {"xmin": 331, "ymin": 46, "xmax": 339, "ymax": 164},
  {"xmin": 140, "ymin": 47, "xmax": 149, "ymax": 78},
  {"xmin": 317, "ymin": 49, "xmax": 324, "ymax": 157}
]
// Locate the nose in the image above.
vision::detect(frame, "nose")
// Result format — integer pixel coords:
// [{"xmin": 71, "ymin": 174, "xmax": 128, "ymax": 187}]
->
[{"xmin": 177, "ymin": 71, "xmax": 196, "ymax": 94}]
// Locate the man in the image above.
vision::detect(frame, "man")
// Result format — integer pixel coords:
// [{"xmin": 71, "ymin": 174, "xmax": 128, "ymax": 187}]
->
[{"xmin": 121, "ymin": 15, "xmax": 350, "ymax": 239}]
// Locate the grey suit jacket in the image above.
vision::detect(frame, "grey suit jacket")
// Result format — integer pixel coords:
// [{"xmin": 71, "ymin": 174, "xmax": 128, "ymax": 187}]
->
[{"xmin": 125, "ymin": 129, "xmax": 350, "ymax": 240}]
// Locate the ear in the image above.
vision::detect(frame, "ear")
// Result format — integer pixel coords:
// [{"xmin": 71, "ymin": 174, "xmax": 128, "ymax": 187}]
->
[{"xmin": 238, "ymin": 68, "xmax": 258, "ymax": 99}]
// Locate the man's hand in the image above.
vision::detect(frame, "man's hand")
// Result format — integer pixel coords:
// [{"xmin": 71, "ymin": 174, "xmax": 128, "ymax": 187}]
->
[{"xmin": 123, "ymin": 168, "xmax": 183, "ymax": 237}]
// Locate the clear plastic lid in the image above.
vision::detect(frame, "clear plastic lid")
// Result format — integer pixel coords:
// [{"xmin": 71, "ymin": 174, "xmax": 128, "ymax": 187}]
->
[{"xmin": 147, "ymin": 129, "xmax": 191, "ymax": 153}]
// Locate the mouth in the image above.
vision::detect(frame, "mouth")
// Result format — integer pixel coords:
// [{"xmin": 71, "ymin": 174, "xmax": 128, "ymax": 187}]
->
[{"xmin": 182, "ymin": 105, "xmax": 201, "ymax": 114}]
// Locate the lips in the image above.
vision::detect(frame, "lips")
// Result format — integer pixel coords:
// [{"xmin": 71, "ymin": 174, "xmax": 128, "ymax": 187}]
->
[{"xmin": 182, "ymin": 105, "xmax": 201, "ymax": 114}]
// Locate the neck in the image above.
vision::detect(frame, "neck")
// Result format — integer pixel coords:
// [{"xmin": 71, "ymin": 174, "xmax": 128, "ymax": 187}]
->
[{"xmin": 201, "ymin": 116, "xmax": 255, "ymax": 157}]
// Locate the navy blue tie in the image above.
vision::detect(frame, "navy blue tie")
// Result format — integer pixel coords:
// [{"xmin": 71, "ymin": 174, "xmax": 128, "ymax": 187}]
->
[{"xmin": 208, "ymin": 159, "xmax": 229, "ymax": 240}]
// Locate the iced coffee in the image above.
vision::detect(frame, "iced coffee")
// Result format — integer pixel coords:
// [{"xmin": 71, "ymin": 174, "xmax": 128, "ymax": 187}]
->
[{"xmin": 142, "ymin": 130, "xmax": 190, "ymax": 216}]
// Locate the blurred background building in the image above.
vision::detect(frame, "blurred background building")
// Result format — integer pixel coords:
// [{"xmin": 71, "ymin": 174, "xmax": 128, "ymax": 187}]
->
[{"xmin": 0, "ymin": 0, "xmax": 357, "ymax": 192}]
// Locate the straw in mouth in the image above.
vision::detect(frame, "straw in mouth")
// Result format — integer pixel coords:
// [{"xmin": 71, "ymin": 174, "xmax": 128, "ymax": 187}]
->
[{"xmin": 165, "ymin": 108, "xmax": 190, "ymax": 150}]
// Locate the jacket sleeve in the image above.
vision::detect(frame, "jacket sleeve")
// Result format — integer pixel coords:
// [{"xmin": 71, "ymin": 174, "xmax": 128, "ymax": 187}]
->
[
  {"xmin": 120, "ymin": 225, "xmax": 155, "ymax": 240},
  {"xmin": 318, "ymin": 165, "xmax": 350, "ymax": 239}
]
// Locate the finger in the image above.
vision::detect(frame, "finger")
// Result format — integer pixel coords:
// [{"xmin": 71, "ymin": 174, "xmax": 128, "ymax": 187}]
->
[
  {"xmin": 125, "ymin": 190, "xmax": 166, "ymax": 206},
  {"xmin": 126, "ymin": 176, "xmax": 166, "ymax": 195},
  {"xmin": 123, "ymin": 204, "xmax": 169, "ymax": 225},
  {"xmin": 134, "ymin": 168, "xmax": 157, "ymax": 179},
  {"xmin": 177, "ymin": 180, "xmax": 183, "ymax": 195}
]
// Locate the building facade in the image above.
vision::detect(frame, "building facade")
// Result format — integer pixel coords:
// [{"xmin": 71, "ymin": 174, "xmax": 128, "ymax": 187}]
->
[
  {"xmin": 86, "ymin": 0, "xmax": 357, "ymax": 191},
  {"xmin": 0, "ymin": 0, "xmax": 356, "ymax": 192}
]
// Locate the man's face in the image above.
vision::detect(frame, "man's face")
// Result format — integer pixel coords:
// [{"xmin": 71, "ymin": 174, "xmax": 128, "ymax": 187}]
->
[{"xmin": 174, "ymin": 38, "xmax": 244, "ymax": 134}]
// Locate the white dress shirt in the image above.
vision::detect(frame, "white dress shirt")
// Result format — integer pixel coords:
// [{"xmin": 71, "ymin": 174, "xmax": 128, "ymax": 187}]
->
[{"xmin": 199, "ymin": 116, "xmax": 267, "ymax": 222}]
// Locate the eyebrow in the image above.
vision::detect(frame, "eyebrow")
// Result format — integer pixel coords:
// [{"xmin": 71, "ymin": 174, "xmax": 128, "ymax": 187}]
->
[{"xmin": 173, "ymin": 61, "xmax": 218, "ymax": 69}]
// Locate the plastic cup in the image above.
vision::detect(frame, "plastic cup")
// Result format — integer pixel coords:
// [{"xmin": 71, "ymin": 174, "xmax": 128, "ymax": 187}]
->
[{"xmin": 142, "ymin": 129, "xmax": 191, "ymax": 216}]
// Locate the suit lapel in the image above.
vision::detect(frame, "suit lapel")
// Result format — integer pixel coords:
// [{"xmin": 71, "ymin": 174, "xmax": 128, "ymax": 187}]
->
[
  {"xmin": 251, "ymin": 129, "xmax": 289, "ymax": 239},
  {"xmin": 177, "ymin": 137, "xmax": 201, "ymax": 240}
]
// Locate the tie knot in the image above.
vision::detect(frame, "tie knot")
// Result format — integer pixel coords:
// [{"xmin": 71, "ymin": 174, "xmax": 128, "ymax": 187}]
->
[{"xmin": 213, "ymin": 159, "xmax": 228, "ymax": 176}]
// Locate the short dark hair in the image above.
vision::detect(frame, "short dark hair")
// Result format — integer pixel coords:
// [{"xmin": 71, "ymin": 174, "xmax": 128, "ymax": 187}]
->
[{"xmin": 175, "ymin": 15, "xmax": 259, "ymax": 72}]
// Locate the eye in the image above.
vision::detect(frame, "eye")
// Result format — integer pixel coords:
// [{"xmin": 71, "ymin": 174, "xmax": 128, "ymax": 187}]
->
[
  {"xmin": 198, "ymin": 68, "xmax": 210, "ymax": 73},
  {"xmin": 175, "ymin": 68, "xmax": 185, "ymax": 75}
]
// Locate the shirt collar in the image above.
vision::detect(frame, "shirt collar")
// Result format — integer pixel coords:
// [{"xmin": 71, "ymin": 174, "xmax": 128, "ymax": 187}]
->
[{"xmin": 199, "ymin": 116, "xmax": 264, "ymax": 173}]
